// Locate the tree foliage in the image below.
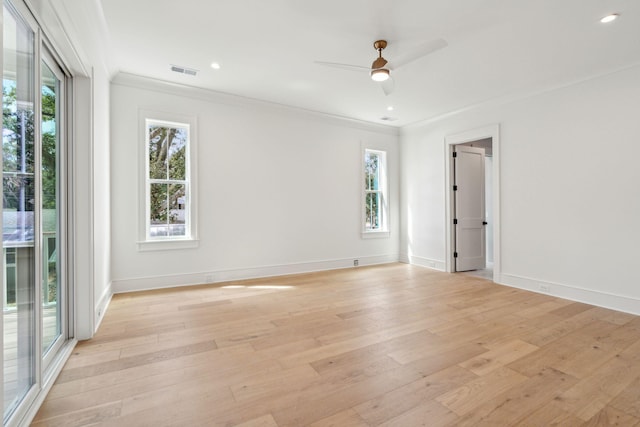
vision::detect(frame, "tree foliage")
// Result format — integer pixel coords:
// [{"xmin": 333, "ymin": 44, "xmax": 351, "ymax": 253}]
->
[
  {"xmin": 365, "ymin": 152, "xmax": 380, "ymax": 229},
  {"xmin": 3, "ymin": 82, "xmax": 57, "ymax": 220},
  {"xmin": 148, "ymin": 125, "xmax": 187, "ymax": 231},
  {"xmin": 41, "ymin": 84, "xmax": 57, "ymax": 210}
]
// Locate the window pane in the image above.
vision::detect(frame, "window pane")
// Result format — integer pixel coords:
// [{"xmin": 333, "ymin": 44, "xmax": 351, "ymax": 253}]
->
[
  {"xmin": 3, "ymin": 2, "xmax": 36, "ymax": 418},
  {"xmin": 168, "ymin": 184, "xmax": 185, "ymax": 224},
  {"xmin": 365, "ymin": 151, "xmax": 379, "ymax": 191},
  {"xmin": 168, "ymin": 127, "xmax": 186, "ymax": 180},
  {"xmin": 2, "ymin": 175, "xmax": 35, "ymax": 237},
  {"xmin": 150, "ymin": 225, "xmax": 168, "ymax": 237},
  {"xmin": 168, "ymin": 224, "xmax": 185, "ymax": 237},
  {"xmin": 149, "ymin": 182, "xmax": 187, "ymax": 238},
  {"xmin": 148, "ymin": 125, "xmax": 168, "ymax": 180},
  {"xmin": 149, "ymin": 182, "xmax": 168, "ymax": 234},
  {"xmin": 365, "ymin": 192, "xmax": 381, "ymax": 231}
]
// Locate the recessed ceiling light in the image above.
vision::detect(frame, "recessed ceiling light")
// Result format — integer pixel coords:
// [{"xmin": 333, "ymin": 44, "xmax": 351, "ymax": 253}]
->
[
  {"xmin": 387, "ymin": 106, "xmax": 394, "ymax": 111},
  {"xmin": 211, "ymin": 62, "xmax": 221, "ymax": 70},
  {"xmin": 600, "ymin": 13, "xmax": 619, "ymax": 23}
]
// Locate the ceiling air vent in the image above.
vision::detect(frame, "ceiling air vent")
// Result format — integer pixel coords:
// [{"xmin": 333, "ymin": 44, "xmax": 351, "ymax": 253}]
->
[
  {"xmin": 380, "ymin": 116, "xmax": 398, "ymax": 122},
  {"xmin": 170, "ymin": 65, "xmax": 198, "ymax": 76}
]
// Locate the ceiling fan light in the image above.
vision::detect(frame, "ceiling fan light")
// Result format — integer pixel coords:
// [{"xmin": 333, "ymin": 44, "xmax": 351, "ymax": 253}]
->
[{"xmin": 371, "ymin": 68, "xmax": 390, "ymax": 82}]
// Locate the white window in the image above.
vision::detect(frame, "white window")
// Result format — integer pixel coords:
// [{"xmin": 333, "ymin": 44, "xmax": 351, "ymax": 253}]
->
[
  {"xmin": 139, "ymin": 113, "xmax": 198, "ymax": 250},
  {"xmin": 363, "ymin": 149, "xmax": 389, "ymax": 235}
]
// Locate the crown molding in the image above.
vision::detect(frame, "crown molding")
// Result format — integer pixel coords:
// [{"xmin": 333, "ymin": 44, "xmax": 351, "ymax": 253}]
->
[
  {"xmin": 403, "ymin": 61, "xmax": 640, "ymax": 131},
  {"xmin": 112, "ymin": 72, "xmax": 400, "ymax": 137}
]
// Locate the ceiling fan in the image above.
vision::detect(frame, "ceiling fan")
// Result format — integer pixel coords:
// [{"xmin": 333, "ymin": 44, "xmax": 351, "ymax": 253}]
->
[{"xmin": 315, "ymin": 38, "xmax": 447, "ymax": 95}]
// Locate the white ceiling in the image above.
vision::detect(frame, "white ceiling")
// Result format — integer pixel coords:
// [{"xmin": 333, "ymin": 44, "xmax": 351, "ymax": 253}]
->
[{"xmin": 97, "ymin": 0, "xmax": 640, "ymax": 127}]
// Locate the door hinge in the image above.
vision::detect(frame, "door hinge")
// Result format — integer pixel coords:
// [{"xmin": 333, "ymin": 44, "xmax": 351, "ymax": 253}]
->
[
  {"xmin": 452, "ymin": 151, "xmax": 457, "ymax": 158},
  {"xmin": 454, "ymin": 252, "xmax": 458, "ymax": 258},
  {"xmin": 453, "ymin": 218, "xmax": 458, "ymax": 225},
  {"xmin": 453, "ymin": 185, "xmax": 458, "ymax": 191}
]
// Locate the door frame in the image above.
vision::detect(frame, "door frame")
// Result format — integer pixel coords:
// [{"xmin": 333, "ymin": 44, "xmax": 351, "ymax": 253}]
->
[
  {"xmin": 444, "ymin": 124, "xmax": 501, "ymax": 281},
  {"xmin": 40, "ymin": 43, "xmax": 69, "ymax": 372}
]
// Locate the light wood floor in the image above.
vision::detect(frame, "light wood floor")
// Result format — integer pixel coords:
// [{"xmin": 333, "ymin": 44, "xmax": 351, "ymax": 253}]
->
[{"xmin": 32, "ymin": 264, "xmax": 640, "ymax": 426}]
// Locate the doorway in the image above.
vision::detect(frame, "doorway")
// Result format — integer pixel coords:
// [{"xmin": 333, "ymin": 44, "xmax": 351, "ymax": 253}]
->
[{"xmin": 445, "ymin": 125, "xmax": 500, "ymax": 282}]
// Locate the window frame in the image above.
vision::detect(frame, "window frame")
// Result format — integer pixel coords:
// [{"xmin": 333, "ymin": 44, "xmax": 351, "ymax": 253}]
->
[
  {"xmin": 138, "ymin": 111, "xmax": 198, "ymax": 251},
  {"xmin": 362, "ymin": 148, "xmax": 390, "ymax": 238}
]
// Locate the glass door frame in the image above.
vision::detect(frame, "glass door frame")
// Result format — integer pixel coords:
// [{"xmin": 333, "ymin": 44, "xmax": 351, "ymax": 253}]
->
[
  {"xmin": 2, "ymin": 1, "xmax": 41, "ymax": 422},
  {"xmin": 39, "ymin": 42, "xmax": 69, "ymax": 376},
  {"xmin": 2, "ymin": 1, "xmax": 73, "ymax": 425}
]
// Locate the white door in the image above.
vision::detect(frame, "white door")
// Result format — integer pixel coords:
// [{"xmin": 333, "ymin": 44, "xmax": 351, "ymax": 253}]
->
[{"xmin": 454, "ymin": 146, "xmax": 486, "ymax": 271}]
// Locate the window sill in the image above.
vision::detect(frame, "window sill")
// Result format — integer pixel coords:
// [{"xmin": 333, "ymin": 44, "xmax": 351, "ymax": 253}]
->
[
  {"xmin": 137, "ymin": 238, "xmax": 199, "ymax": 252},
  {"xmin": 361, "ymin": 231, "xmax": 390, "ymax": 239}
]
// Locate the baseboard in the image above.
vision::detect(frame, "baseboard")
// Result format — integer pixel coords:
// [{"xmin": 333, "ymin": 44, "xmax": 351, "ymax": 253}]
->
[
  {"xmin": 400, "ymin": 253, "xmax": 446, "ymax": 271},
  {"xmin": 95, "ymin": 282, "xmax": 113, "ymax": 332},
  {"xmin": 500, "ymin": 273, "xmax": 640, "ymax": 316},
  {"xmin": 112, "ymin": 254, "xmax": 400, "ymax": 293}
]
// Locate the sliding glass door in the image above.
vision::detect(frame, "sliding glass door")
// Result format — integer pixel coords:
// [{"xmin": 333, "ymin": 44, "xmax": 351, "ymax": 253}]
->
[
  {"xmin": 2, "ymin": 0, "xmax": 69, "ymax": 423},
  {"xmin": 2, "ymin": 2, "xmax": 36, "ymax": 418}
]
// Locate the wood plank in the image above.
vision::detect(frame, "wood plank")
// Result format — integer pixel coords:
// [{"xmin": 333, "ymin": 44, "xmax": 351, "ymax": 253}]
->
[
  {"xmin": 458, "ymin": 339, "xmax": 539, "ymax": 376},
  {"xmin": 55, "ymin": 340, "xmax": 218, "ymax": 384},
  {"xmin": 519, "ymin": 310, "xmax": 606, "ymax": 348},
  {"xmin": 553, "ymin": 340, "xmax": 640, "ymax": 421},
  {"xmin": 307, "ymin": 409, "xmax": 369, "ymax": 427},
  {"xmin": 31, "ymin": 401, "xmax": 122, "ymax": 427},
  {"xmin": 515, "ymin": 402, "xmax": 584, "ymax": 426},
  {"xmin": 354, "ymin": 365, "xmax": 477, "ymax": 425},
  {"xmin": 548, "ymin": 301, "xmax": 595, "ymax": 319},
  {"xmin": 230, "ymin": 365, "xmax": 320, "ymax": 403},
  {"xmin": 583, "ymin": 405, "xmax": 640, "ymax": 426},
  {"xmin": 609, "ymin": 376, "xmax": 640, "ymax": 418},
  {"xmin": 271, "ymin": 364, "xmax": 423, "ymax": 426},
  {"xmin": 436, "ymin": 367, "xmax": 528, "ymax": 416},
  {"xmin": 406, "ymin": 342, "xmax": 487, "ymax": 377},
  {"xmin": 234, "ymin": 413, "xmax": 279, "ymax": 427},
  {"xmin": 453, "ymin": 367, "xmax": 579, "ymax": 426},
  {"xmin": 379, "ymin": 400, "xmax": 458, "ymax": 427}
]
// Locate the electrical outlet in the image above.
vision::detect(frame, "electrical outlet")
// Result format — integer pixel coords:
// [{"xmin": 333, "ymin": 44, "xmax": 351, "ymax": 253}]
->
[
  {"xmin": 205, "ymin": 275, "xmax": 213, "ymax": 283},
  {"xmin": 539, "ymin": 284, "xmax": 551, "ymax": 293},
  {"xmin": 353, "ymin": 259, "xmax": 359, "ymax": 267}
]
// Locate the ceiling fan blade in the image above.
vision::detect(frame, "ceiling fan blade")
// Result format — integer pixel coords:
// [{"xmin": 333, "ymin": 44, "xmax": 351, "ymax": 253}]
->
[
  {"xmin": 314, "ymin": 61, "xmax": 370, "ymax": 73},
  {"xmin": 389, "ymin": 38, "xmax": 448, "ymax": 70},
  {"xmin": 380, "ymin": 76, "xmax": 395, "ymax": 96}
]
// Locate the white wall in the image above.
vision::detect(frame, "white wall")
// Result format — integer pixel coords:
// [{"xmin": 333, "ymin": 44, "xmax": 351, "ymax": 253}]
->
[
  {"xmin": 401, "ymin": 64, "xmax": 640, "ymax": 315},
  {"xmin": 110, "ymin": 74, "xmax": 399, "ymax": 292}
]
